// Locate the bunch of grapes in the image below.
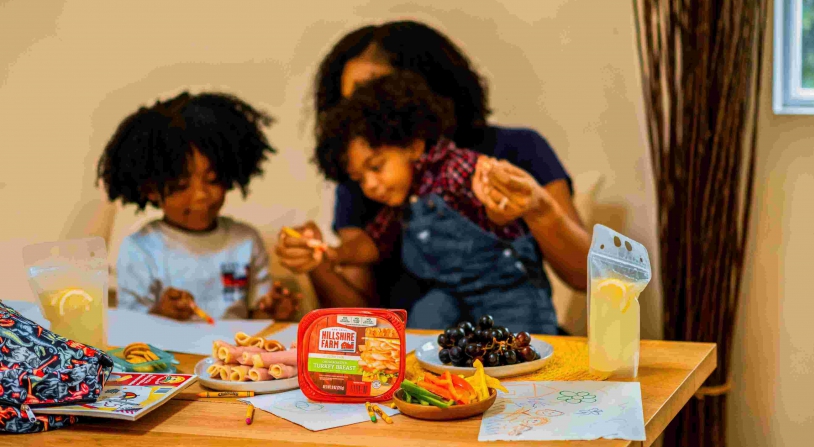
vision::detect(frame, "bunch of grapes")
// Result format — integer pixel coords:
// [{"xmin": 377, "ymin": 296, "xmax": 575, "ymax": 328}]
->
[{"xmin": 437, "ymin": 315, "xmax": 540, "ymax": 367}]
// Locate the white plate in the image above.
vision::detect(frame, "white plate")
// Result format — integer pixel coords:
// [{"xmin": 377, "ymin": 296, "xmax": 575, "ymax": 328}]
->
[
  {"xmin": 194, "ymin": 358, "xmax": 299, "ymax": 394},
  {"xmin": 415, "ymin": 337, "xmax": 553, "ymax": 379}
]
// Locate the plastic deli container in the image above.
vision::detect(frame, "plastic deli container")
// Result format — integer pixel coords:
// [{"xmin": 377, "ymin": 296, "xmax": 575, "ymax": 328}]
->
[
  {"xmin": 106, "ymin": 344, "xmax": 178, "ymax": 374},
  {"xmin": 298, "ymin": 308, "xmax": 407, "ymax": 403}
]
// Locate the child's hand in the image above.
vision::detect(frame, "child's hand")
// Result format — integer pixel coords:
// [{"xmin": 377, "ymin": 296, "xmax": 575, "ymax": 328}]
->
[
  {"xmin": 275, "ymin": 222, "xmax": 326, "ymax": 274},
  {"xmin": 256, "ymin": 281, "xmax": 302, "ymax": 320},
  {"xmin": 151, "ymin": 287, "xmax": 195, "ymax": 320}
]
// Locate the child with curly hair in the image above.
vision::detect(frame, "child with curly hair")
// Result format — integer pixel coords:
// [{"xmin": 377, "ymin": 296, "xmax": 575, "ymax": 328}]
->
[
  {"xmin": 314, "ymin": 72, "xmax": 557, "ymax": 335},
  {"xmin": 97, "ymin": 91, "xmax": 298, "ymax": 321}
]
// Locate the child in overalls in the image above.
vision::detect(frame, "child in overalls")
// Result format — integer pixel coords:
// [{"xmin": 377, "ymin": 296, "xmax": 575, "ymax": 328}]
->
[{"xmin": 314, "ymin": 72, "xmax": 557, "ymax": 334}]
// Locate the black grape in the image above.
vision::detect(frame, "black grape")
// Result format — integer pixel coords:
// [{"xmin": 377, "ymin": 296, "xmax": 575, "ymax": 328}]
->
[
  {"xmin": 515, "ymin": 332, "xmax": 531, "ymax": 348},
  {"xmin": 465, "ymin": 343, "xmax": 480, "ymax": 358},
  {"xmin": 478, "ymin": 315, "xmax": 494, "ymax": 330},
  {"xmin": 519, "ymin": 346, "xmax": 536, "ymax": 362},
  {"xmin": 445, "ymin": 327, "xmax": 465, "ymax": 343},
  {"xmin": 449, "ymin": 346, "xmax": 464, "ymax": 363},
  {"xmin": 457, "ymin": 321, "xmax": 475, "ymax": 336},
  {"xmin": 439, "ymin": 348, "xmax": 451, "ymax": 364},
  {"xmin": 504, "ymin": 350, "xmax": 518, "ymax": 365}
]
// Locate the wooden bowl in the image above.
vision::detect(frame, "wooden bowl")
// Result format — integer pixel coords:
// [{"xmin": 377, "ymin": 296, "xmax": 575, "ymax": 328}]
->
[{"xmin": 393, "ymin": 388, "xmax": 497, "ymax": 421}]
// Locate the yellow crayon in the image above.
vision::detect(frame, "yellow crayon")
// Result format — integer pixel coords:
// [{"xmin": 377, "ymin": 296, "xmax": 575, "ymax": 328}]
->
[
  {"xmin": 197, "ymin": 391, "xmax": 255, "ymax": 398},
  {"xmin": 282, "ymin": 227, "xmax": 303, "ymax": 238},
  {"xmin": 365, "ymin": 401, "xmax": 377, "ymax": 422},
  {"xmin": 372, "ymin": 404, "xmax": 393, "ymax": 424},
  {"xmin": 282, "ymin": 227, "xmax": 327, "ymax": 252},
  {"xmin": 246, "ymin": 405, "xmax": 255, "ymax": 425}
]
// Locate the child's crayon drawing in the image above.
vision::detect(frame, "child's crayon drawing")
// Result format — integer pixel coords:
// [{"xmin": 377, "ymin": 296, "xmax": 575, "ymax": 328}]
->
[
  {"xmin": 272, "ymin": 396, "xmax": 328, "ymax": 414},
  {"xmin": 478, "ymin": 381, "xmax": 646, "ymax": 442},
  {"xmin": 557, "ymin": 390, "xmax": 598, "ymax": 404}
]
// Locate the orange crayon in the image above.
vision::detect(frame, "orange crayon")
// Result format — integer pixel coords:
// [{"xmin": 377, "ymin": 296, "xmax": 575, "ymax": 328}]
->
[{"xmin": 191, "ymin": 303, "xmax": 215, "ymax": 325}]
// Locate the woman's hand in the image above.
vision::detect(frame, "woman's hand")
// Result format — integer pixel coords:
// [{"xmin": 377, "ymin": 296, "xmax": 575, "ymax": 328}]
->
[
  {"xmin": 256, "ymin": 281, "xmax": 302, "ymax": 320},
  {"xmin": 474, "ymin": 156, "xmax": 590, "ymax": 291},
  {"xmin": 473, "ymin": 157, "xmax": 560, "ymax": 225},
  {"xmin": 151, "ymin": 287, "xmax": 195, "ymax": 320},
  {"xmin": 275, "ymin": 222, "xmax": 326, "ymax": 274}
]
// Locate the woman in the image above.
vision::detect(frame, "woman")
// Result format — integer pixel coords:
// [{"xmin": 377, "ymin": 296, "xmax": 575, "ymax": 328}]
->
[{"xmin": 276, "ymin": 21, "xmax": 590, "ymax": 332}]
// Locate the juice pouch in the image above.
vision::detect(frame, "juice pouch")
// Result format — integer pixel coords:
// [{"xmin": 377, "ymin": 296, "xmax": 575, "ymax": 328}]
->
[
  {"xmin": 22, "ymin": 237, "xmax": 109, "ymax": 350},
  {"xmin": 298, "ymin": 308, "xmax": 407, "ymax": 403},
  {"xmin": 587, "ymin": 224, "xmax": 651, "ymax": 378}
]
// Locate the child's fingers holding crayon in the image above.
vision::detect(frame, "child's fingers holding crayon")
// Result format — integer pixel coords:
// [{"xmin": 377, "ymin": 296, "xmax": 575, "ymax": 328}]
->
[
  {"xmin": 152, "ymin": 287, "xmax": 196, "ymax": 321},
  {"xmin": 275, "ymin": 222, "xmax": 326, "ymax": 274},
  {"xmin": 271, "ymin": 291, "xmax": 302, "ymax": 321},
  {"xmin": 257, "ymin": 283, "xmax": 302, "ymax": 320}
]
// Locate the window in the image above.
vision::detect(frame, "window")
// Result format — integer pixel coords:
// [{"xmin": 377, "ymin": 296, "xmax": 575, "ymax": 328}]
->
[{"xmin": 775, "ymin": 0, "xmax": 814, "ymax": 113}]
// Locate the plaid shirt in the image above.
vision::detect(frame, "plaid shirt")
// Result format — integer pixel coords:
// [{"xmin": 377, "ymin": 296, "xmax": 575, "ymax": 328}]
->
[{"xmin": 365, "ymin": 139, "xmax": 527, "ymax": 259}]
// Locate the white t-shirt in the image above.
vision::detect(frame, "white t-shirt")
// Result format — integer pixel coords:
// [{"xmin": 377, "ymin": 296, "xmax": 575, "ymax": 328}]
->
[{"xmin": 116, "ymin": 217, "xmax": 271, "ymax": 319}]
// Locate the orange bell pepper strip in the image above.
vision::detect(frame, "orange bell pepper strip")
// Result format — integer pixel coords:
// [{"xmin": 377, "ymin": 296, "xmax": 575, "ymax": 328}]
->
[
  {"xmin": 416, "ymin": 380, "xmax": 455, "ymax": 401},
  {"xmin": 423, "ymin": 373, "xmax": 472, "ymax": 404},
  {"xmin": 445, "ymin": 381, "xmax": 464, "ymax": 403},
  {"xmin": 447, "ymin": 372, "xmax": 476, "ymax": 396},
  {"xmin": 423, "ymin": 373, "xmax": 446, "ymax": 387},
  {"xmin": 441, "ymin": 372, "xmax": 467, "ymax": 404}
]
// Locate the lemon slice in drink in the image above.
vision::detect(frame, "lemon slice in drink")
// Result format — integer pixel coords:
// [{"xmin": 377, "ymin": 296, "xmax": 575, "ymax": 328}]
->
[
  {"xmin": 596, "ymin": 279, "xmax": 634, "ymax": 313},
  {"xmin": 50, "ymin": 288, "xmax": 93, "ymax": 316}
]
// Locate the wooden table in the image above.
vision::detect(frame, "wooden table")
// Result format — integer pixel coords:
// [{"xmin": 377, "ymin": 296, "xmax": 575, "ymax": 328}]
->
[{"xmin": 17, "ymin": 325, "xmax": 716, "ymax": 447}]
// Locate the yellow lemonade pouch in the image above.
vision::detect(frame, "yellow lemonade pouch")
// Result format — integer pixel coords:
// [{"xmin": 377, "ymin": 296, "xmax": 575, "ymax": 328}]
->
[
  {"xmin": 22, "ymin": 237, "xmax": 109, "ymax": 350},
  {"xmin": 587, "ymin": 224, "xmax": 651, "ymax": 378}
]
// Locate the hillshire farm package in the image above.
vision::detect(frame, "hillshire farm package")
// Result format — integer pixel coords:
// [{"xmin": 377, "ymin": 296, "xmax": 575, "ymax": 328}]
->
[{"xmin": 297, "ymin": 309, "xmax": 406, "ymax": 403}]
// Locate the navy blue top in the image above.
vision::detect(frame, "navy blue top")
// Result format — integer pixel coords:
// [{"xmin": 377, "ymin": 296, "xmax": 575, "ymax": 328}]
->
[{"xmin": 331, "ymin": 125, "xmax": 571, "ymax": 309}]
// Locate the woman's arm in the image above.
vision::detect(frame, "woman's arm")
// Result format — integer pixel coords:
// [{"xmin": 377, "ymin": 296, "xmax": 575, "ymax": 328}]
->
[
  {"xmin": 523, "ymin": 180, "xmax": 590, "ymax": 291},
  {"xmin": 308, "ymin": 260, "xmax": 376, "ymax": 308},
  {"xmin": 330, "ymin": 228, "xmax": 381, "ymax": 265}
]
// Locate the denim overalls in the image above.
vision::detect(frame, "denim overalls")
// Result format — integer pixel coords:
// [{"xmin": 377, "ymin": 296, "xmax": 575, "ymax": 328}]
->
[{"xmin": 401, "ymin": 193, "xmax": 558, "ymax": 334}]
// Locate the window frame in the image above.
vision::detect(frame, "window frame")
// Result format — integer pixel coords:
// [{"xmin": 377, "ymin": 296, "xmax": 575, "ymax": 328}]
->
[{"xmin": 774, "ymin": 0, "xmax": 814, "ymax": 114}]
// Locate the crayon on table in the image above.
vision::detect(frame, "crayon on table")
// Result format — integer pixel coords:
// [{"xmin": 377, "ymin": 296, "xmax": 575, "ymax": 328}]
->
[
  {"xmin": 372, "ymin": 404, "xmax": 393, "ymax": 424},
  {"xmin": 364, "ymin": 402, "xmax": 377, "ymax": 422},
  {"xmin": 246, "ymin": 405, "xmax": 255, "ymax": 425},
  {"xmin": 197, "ymin": 391, "xmax": 255, "ymax": 398}
]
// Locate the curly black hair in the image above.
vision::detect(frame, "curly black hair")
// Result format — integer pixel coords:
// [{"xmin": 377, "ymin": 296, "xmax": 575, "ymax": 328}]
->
[
  {"xmin": 97, "ymin": 91, "xmax": 275, "ymax": 210},
  {"xmin": 314, "ymin": 20, "xmax": 490, "ymax": 148},
  {"xmin": 315, "ymin": 71, "xmax": 456, "ymax": 183}
]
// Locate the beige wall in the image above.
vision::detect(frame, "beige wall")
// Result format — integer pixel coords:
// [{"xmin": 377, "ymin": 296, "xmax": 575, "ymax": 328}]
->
[
  {"xmin": 0, "ymin": 0, "xmax": 661, "ymax": 338},
  {"xmin": 727, "ymin": 8, "xmax": 814, "ymax": 446}
]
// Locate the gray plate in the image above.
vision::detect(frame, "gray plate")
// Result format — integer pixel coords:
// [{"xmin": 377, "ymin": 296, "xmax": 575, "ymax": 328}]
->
[
  {"xmin": 415, "ymin": 337, "xmax": 554, "ymax": 378},
  {"xmin": 194, "ymin": 357, "xmax": 299, "ymax": 394}
]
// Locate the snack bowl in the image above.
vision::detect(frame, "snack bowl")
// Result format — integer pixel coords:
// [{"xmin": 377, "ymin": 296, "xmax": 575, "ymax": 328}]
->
[{"xmin": 392, "ymin": 388, "xmax": 496, "ymax": 421}]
